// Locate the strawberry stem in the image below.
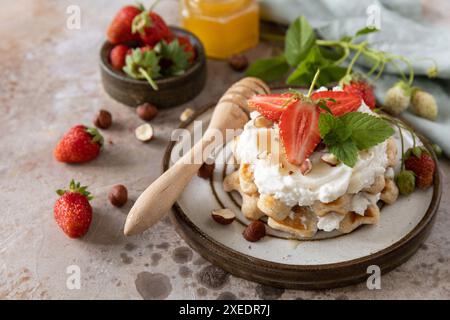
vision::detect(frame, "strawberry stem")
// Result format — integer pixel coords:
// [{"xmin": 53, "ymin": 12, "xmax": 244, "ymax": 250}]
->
[
  {"xmin": 139, "ymin": 67, "xmax": 159, "ymax": 90},
  {"xmin": 307, "ymin": 69, "xmax": 321, "ymax": 97}
]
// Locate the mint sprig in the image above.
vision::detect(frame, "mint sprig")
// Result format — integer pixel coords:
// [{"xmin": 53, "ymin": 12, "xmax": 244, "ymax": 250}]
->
[
  {"xmin": 246, "ymin": 15, "xmax": 437, "ymax": 87},
  {"xmin": 318, "ymin": 112, "xmax": 394, "ymax": 167}
]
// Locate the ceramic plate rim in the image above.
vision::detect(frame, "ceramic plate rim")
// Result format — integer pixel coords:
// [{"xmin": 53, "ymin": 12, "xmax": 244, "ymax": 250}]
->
[{"xmin": 163, "ymin": 96, "xmax": 442, "ymax": 272}]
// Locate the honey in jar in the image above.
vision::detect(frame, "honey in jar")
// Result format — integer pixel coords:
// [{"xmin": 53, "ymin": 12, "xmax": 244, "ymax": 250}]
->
[{"xmin": 180, "ymin": 0, "xmax": 259, "ymax": 59}]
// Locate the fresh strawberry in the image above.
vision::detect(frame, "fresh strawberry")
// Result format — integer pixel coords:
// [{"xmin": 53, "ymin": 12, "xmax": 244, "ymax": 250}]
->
[
  {"xmin": 279, "ymin": 99, "xmax": 321, "ymax": 166},
  {"xmin": 311, "ymin": 91, "xmax": 361, "ymax": 116},
  {"xmin": 343, "ymin": 80, "xmax": 376, "ymax": 109},
  {"xmin": 248, "ymin": 93, "xmax": 299, "ymax": 121},
  {"xmin": 107, "ymin": 5, "xmax": 143, "ymax": 45},
  {"xmin": 176, "ymin": 36, "xmax": 196, "ymax": 63},
  {"xmin": 126, "ymin": 45, "xmax": 153, "ymax": 56},
  {"xmin": 404, "ymin": 147, "xmax": 435, "ymax": 189},
  {"xmin": 54, "ymin": 125, "xmax": 104, "ymax": 163},
  {"xmin": 132, "ymin": 9, "xmax": 173, "ymax": 46},
  {"xmin": 54, "ymin": 180, "xmax": 93, "ymax": 238},
  {"xmin": 110, "ymin": 44, "xmax": 130, "ymax": 70}
]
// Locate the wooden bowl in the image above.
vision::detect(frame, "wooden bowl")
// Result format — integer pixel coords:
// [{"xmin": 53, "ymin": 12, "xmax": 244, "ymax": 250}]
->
[{"xmin": 99, "ymin": 27, "xmax": 207, "ymax": 108}]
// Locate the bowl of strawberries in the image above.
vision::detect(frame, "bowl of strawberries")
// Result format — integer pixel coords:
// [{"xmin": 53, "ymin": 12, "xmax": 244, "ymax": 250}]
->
[{"xmin": 100, "ymin": 3, "xmax": 206, "ymax": 108}]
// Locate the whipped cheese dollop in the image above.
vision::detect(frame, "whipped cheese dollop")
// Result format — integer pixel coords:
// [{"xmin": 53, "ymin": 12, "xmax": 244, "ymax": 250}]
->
[
  {"xmin": 235, "ymin": 94, "xmax": 389, "ymax": 209},
  {"xmin": 317, "ymin": 213, "xmax": 345, "ymax": 232}
]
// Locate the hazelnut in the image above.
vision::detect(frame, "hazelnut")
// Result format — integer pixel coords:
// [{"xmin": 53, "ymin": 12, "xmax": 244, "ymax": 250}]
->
[
  {"xmin": 108, "ymin": 184, "xmax": 128, "ymax": 207},
  {"xmin": 198, "ymin": 162, "xmax": 215, "ymax": 179},
  {"xmin": 136, "ymin": 103, "xmax": 158, "ymax": 121},
  {"xmin": 243, "ymin": 220, "xmax": 266, "ymax": 242},
  {"xmin": 300, "ymin": 159, "xmax": 312, "ymax": 175},
  {"xmin": 180, "ymin": 108, "xmax": 194, "ymax": 122},
  {"xmin": 321, "ymin": 153, "xmax": 339, "ymax": 166},
  {"xmin": 93, "ymin": 109, "xmax": 112, "ymax": 129},
  {"xmin": 211, "ymin": 208, "xmax": 236, "ymax": 225},
  {"xmin": 228, "ymin": 54, "xmax": 249, "ymax": 72},
  {"xmin": 135, "ymin": 123, "xmax": 154, "ymax": 142}
]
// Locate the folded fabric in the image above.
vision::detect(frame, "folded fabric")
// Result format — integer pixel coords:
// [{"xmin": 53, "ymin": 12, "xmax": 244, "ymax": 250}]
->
[{"xmin": 259, "ymin": 0, "xmax": 450, "ymax": 156}]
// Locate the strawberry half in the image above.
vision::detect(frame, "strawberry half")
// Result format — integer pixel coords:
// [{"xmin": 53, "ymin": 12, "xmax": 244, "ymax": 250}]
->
[
  {"xmin": 311, "ymin": 91, "xmax": 361, "ymax": 116},
  {"xmin": 248, "ymin": 93, "xmax": 299, "ymax": 121},
  {"xmin": 279, "ymin": 100, "xmax": 321, "ymax": 166}
]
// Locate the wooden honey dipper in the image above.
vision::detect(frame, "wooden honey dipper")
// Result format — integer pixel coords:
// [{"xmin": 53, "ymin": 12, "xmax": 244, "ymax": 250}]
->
[{"xmin": 124, "ymin": 77, "xmax": 270, "ymax": 235}]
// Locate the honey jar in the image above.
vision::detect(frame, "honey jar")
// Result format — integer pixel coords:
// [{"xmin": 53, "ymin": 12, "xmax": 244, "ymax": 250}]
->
[{"xmin": 180, "ymin": 0, "xmax": 259, "ymax": 59}]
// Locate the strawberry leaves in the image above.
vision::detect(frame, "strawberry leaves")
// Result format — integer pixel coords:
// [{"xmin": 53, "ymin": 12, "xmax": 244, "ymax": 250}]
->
[
  {"xmin": 56, "ymin": 179, "xmax": 93, "ymax": 200},
  {"xmin": 154, "ymin": 39, "xmax": 192, "ymax": 76},
  {"xmin": 318, "ymin": 112, "xmax": 394, "ymax": 167},
  {"xmin": 123, "ymin": 48, "xmax": 161, "ymax": 89}
]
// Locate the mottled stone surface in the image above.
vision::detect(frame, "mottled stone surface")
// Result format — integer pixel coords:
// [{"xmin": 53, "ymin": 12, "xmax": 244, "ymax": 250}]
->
[{"xmin": 0, "ymin": 0, "xmax": 449, "ymax": 299}]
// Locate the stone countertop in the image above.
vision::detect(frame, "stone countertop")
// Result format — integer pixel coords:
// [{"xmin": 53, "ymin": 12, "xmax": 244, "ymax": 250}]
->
[{"xmin": 1, "ymin": 0, "xmax": 449, "ymax": 300}]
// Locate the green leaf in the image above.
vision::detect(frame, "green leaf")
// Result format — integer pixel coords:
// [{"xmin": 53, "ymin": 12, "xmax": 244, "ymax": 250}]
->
[
  {"xmin": 284, "ymin": 16, "xmax": 316, "ymax": 66},
  {"xmin": 329, "ymin": 140, "xmax": 358, "ymax": 167},
  {"xmin": 355, "ymin": 26, "xmax": 379, "ymax": 38},
  {"xmin": 319, "ymin": 46, "xmax": 346, "ymax": 61},
  {"xmin": 286, "ymin": 47, "xmax": 346, "ymax": 87},
  {"xmin": 156, "ymin": 39, "xmax": 191, "ymax": 76},
  {"xmin": 341, "ymin": 112, "xmax": 395, "ymax": 150},
  {"xmin": 316, "ymin": 65, "xmax": 347, "ymax": 85},
  {"xmin": 245, "ymin": 55, "xmax": 290, "ymax": 82},
  {"xmin": 123, "ymin": 48, "xmax": 161, "ymax": 85},
  {"xmin": 318, "ymin": 112, "xmax": 340, "ymax": 137}
]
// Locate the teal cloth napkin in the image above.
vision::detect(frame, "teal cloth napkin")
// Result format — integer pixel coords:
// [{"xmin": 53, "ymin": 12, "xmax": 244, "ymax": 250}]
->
[{"xmin": 259, "ymin": 0, "xmax": 450, "ymax": 156}]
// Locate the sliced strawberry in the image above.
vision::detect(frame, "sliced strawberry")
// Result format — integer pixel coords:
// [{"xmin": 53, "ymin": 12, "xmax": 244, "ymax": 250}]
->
[
  {"xmin": 279, "ymin": 100, "xmax": 321, "ymax": 166},
  {"xmin": 343, "ymin": 81, "xmax": 376, "ymax": 109},
  {"xmin": 248, "ymin": 93, "xmax": 299, "ymax": 121},
  {"xmin": 311, "ymin": 91, "xmax": 361, "ymax": 116}
]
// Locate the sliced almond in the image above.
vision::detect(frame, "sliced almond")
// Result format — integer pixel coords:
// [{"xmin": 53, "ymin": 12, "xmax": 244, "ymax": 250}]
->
[
  {"xmin": 321, "ymin": 153, "xmax": 339, "ymax": 166},
  {"xmin": 180, "ymin": 108, "xmax": 194, "ymax": 122},
  {"xmin": 211, "ymin": 208, "xmax": 236, "ymax": 225},
  {"xmin": 135, "ymin": 123, "xmax": 154, "ymax": 142},
  {"xmin": 300, "ymin": 159, "xmax": 312, "ymax": 175}
]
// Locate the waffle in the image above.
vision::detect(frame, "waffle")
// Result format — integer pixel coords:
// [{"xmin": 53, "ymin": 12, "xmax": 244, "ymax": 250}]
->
[
  {"xmin": 222, "ymin": 131, "xmax": 400, "ymax": 239},
  {"xmin": 223, "ymin": 160, "xmax": 400, "ymax": 239}
]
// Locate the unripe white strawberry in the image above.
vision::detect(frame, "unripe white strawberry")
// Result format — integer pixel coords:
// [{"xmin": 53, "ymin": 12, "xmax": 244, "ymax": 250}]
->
[
  {"xmin": 383, "ymin": 81, "xmax": 411, "ymax": 115},
  {"xmin": 410, "ymin": 89, "xmax": 438, "ymax": 121}
]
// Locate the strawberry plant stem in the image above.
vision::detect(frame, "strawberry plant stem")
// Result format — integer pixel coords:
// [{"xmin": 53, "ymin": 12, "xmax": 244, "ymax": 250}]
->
[
  {"xmin": 308, "ymin": 69, "xmax": 321, "ymax": 97},
  {"xmin": 345, "ymin": 42, "xmax": 366, "ymax": 76}
]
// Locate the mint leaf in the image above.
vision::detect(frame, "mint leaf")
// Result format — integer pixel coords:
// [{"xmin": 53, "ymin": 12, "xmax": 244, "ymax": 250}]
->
[
  {"xmin": 329, "ymin": 140, "xmax": 358, "ymax": 168},
  {"xmin": 355, "ymin": 26, "xmax": 379, "ymax": 38},
  {"xmin": 319, "ymin": 113, "xmax": 351, "ymax": 146},
  {"xmin": 318, "ymin": 112, "xmax": 340, "ymax": 137},
  {"xmin": 246, "ymin": 55, "xmax": 290, "ymax": 82},
  {"xmin": 341, "ymin": 112, "xmax": 394, "ymax": 150},
  {"xmin": 285, "ymin": 16, "xmax": 316, "ymax": 67},
  {"xmin": 287, "ymin": 47, "xmax": 346, "ymax": 86}
]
